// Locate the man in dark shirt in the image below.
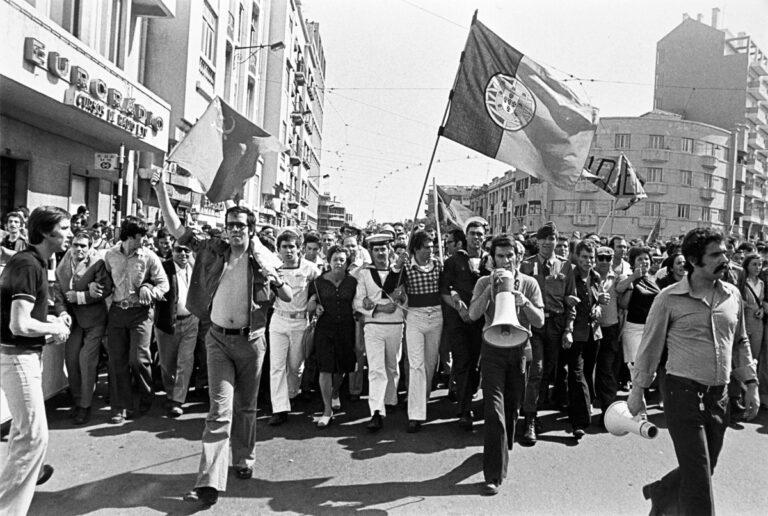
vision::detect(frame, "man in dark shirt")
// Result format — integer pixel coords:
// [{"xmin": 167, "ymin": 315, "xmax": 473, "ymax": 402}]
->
[
  {"xmin": 439, "ymin": 222, "xmax": 488, "ymax": 430},
  {"xmin": 0, "ymin": 206, "xmax": 72, "ymax": 514},
  {"xmin": 518, "ymin": 222, "xmax": 576, "ymax": 445}
]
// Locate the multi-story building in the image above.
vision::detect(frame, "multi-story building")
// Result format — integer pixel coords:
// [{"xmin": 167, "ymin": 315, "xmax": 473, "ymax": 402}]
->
[
  {"xmin": 317, "ymin": 193, "xmax": 352, "ymax": 233},
  {"xmin": 424, "ymin": 184, "xmax": 478, "ymax": 220},
  {"xmin": 145, "ymin": 0, "xmax": 271, "ymax": 225},
  {"xmin": 1, "ymin": 0, "xmax": 173, "ymax": 223},
  {"xmin": 654, "ymin": 9, "xmax": 768, "ymax": 237},
  {"xmin": 470, "ymin": 111, "xmax": 743, "ymax": 241},
  {"xmin": 259, "ymin": 0, "xmax": 325, "ymax": 230}
]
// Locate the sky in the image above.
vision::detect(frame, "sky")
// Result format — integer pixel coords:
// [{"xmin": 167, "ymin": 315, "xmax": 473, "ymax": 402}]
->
[{"xmin": 299, "ymin": 0, "xmax": 768, "ymax": 224}]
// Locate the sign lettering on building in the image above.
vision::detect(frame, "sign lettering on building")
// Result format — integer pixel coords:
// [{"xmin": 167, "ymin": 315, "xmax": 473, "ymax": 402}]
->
[
  {"xmin": 23, "ymin": 37, "xmax": 164, "ymax": 140},
  {"xmin": 95, "ymin": 153, "xmax": 118, "ymax": 171}
]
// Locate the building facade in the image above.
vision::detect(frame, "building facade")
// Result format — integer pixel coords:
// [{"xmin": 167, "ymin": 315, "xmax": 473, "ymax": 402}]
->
[
  {"xmin": 258, "ymin": 0, "xmax": 324, "ymax": 230},
  {"xmin": 470, "ymin": 111, "xmax": 742, "ymax": 241},
  {"xmin": 654, "ymin": 10, "xmax": 768, "ymax": 237},
  {"xmin": 1, "ymin": 0, "xmax": 173, "ymax": 223},
  {"xmin": 317, "ymin": 193, "xmax": 351, "ymax": 233}
]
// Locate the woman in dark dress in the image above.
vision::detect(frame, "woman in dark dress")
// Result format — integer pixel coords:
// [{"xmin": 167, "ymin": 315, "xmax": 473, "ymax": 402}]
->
[{"xmin": 308, "ymin": 245, "xmax": 357, "ymax": 427}]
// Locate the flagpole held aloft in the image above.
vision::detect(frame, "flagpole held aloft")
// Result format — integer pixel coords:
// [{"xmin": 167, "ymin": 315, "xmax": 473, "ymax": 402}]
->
[{"xmin": 433, "ymin": 177, "xmax": 444, "ymax": 263}]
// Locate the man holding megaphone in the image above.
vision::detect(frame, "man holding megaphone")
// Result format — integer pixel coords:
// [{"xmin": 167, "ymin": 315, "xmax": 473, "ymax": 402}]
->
[
  {"xmin": 468, "ymin": 235, "xmax": 544, "ymax": 496},
  {"xmin": 628, "ymin": 228, "xmax": 760, "ymax": 516}
]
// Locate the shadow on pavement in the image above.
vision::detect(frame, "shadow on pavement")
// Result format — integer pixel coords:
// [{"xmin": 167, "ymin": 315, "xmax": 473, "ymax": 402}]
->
[{"xmin": 30, "ymin": 453, "xmax": 484, "ymax": 515}]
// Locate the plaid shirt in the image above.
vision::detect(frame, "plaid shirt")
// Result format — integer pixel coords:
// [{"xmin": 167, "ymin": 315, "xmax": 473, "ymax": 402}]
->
[{"xmin": 383, "ymin": 259, "xmax": 443, "ymax": 308}]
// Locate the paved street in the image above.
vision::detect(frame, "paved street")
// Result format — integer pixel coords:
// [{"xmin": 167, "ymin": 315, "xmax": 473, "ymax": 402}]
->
[{"xmin": 5, "ymin": 384, "xmax": 767, "ymax": 515}]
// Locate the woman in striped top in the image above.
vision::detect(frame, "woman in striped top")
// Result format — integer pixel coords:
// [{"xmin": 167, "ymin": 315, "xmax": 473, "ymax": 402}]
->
[{"xmin": 384, "ymin": 230, "xmax": 443, "ymax": 433}]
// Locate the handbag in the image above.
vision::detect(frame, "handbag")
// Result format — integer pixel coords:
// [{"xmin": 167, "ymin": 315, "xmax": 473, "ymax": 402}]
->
[{"xmin": 302, "ymin": 280, "xmax": 321, "ymax": 357}]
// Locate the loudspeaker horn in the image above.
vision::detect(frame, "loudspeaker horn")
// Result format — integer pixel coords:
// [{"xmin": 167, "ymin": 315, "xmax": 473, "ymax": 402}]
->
[
  {"xmin": 604, "ymin": 401, "xmax": 658, "ymax": 439},
  {"xmin": 482, "ymin": 270, "xmax": 531, "ymax": 348}
]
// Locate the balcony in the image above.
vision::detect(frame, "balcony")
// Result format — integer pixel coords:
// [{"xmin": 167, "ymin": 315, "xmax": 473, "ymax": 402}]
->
[
  {"xmin": 644, "ymin": 183, "xmax": 667, "ymax": 195},
  {"xmin": 288, "ymin": 152, "xmax": 301, "ymax": 166},
  {"xmin": 638, "ymin": 216, "xmax": 662, "ymax": 228},
  {"xmin": 749, "ymin": 131, "xmax": 767, "ymax": 151},
  {"xmin": 750, "ymin": 56, "xmax": 768, "ymax": 76},
  {"xmin": 746, "ymin": 183, "xmax": 764, "ymax": 200},
  {"xmin": 640, "ymin": 148, "xmax": 670, "ymax": 162},
  {"xmin": 748, "ymin": 80, "xmax": 768, "ymax": 101},
  {"xmin": 700, "ymin": 155, "xmax": 718, "ymax": 169},
  {"xmin": 733, "ymin": 194, "xmax": 746, "ymax": 215},
  {"xmin": 307, "ymin": 86, "xmax": 316, "ymax": 100},
  {"xmin": 198, "ymin": 58, "xmax": 216, "ymax": 87},
  {"xmin": 291, "ymin": 111, "xmax": 305, "ymax": 126},
  {"xmin": 735, "ymin": 163, "xmax": 747, "ymax": 183},
  {"xmin": 574, "ymin": 180, "xmax": 599, "ymax": 193},
  {"xmin": 747, "ymin": 106, "xmax": 768, "ymax": 127},
  {"xmin": 295, "ymin": 69, "xmax": 306, "ymax": 86},
  {"xmin": 746, "ymin": 157, "xmax": 765, "ymax": 175},
  {"xmin": 699, "ymin": 187, "xmax": 715, "ymax": 200},
  {"xmin": 573, "ymin": 213, "xmax": 597, "ymax": 226},
  {"xmin": 132, "ymin": 0, "xmax": 176, "ymax": 17}
]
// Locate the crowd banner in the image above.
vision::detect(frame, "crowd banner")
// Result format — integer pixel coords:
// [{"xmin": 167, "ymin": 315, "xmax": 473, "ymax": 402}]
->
[
  {"xmin": 167, "ymin": 96, "xmax": 285, "ymax": 202},
  {"xmin": 436, "ymin": 185, "xmax": 480, "ymax": 230},
  {"xmin": 440, "ymin": 13, "xmax": 599, "ymax": 189},
  {"xmin": 582, "ymin": 153, "xmax": 647, "ymax": 210}
]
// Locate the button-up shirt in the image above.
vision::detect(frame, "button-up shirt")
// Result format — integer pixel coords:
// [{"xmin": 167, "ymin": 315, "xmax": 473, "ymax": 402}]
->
[
  {"xmin": 104, "ymin": 244, "xmax": 169, "ymax": 303},
  {"xmin": 633, "ymin": 276, "xmax": 757, "ymax": 388},
  {"xmin": 597, "ymin": 269, "xmax": 619, "ymax": 327},
  {"xmin": 174, "ymin": 262, "xmax": 191, "ymax": 316},
  {"xmin": 519, "ymin": 254, "xmax": 576, "ymax": 327}
]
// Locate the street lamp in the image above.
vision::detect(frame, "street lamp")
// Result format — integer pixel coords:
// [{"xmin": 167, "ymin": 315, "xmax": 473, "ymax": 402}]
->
[{"xmin": 234, "ymin": 41, "xmax": 285, "ymax": 51}]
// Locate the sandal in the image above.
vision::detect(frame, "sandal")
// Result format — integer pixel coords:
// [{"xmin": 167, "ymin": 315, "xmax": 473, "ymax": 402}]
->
[{"xmin": 316, "ymin": 414, "xmax": 334, "ymax": 428}]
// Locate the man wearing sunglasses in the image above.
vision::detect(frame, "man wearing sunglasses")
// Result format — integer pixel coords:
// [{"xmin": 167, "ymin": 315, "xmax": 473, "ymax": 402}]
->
[
  {"xmin": 154, "ymin": 242, "xmax": 198, "ymax": 418},
  {"xmin": 593, "ymin": 246, "xmax": 621, "ymax": 426},
  {"xmin": 153, "ymin": 175, "xmax": 291, "ymax": 507}
]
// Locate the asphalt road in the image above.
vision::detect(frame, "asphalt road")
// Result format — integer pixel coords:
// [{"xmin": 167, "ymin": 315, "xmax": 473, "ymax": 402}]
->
[{"xmin": 5, "ymin": 384, "xmax": 768, "ymax": 515}]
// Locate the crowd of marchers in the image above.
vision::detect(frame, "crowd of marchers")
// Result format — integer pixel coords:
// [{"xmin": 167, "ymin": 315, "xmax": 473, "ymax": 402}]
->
[{"xmin": 0, "ymin": 185, "xmax": 764, "ymax": 511}]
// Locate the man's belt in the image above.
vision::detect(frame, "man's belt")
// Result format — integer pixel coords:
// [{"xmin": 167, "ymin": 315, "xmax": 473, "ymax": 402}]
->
[
  {"xmin": 666, "ymin": 374, "xmax": 725, "ymax": 395},
  {"xmin": 211, "ymin": 322, "xmax": 250, "ymax": 336},
  {"xmin": 274, "ymin": 310, "xmax": 307, "ymax": 320},
  {"xmin": 114, "ymin": 299, "xmax": 146, "ymax": 310}
]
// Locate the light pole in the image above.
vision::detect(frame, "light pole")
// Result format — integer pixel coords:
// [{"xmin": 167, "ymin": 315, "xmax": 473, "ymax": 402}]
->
[{"xmin": 233, "ymin": 41, "xmax": 285, "ymax": 64}]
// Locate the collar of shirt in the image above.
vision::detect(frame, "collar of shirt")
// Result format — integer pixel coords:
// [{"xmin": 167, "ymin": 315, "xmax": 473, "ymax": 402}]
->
[
  {"xmin": 410, "ymin": 258, "xmax": 438, "ymax": 270},
  {"xmin": 174, "ymin": 262, "xmax": 189, "ymax": 274},
  {"xmin": 537, "ymin": 254, "xmax": 556, "ymax": 268},
  {"xmin": 22, "ymin": 246, "xmax": 46, "ymax": 267},
  {"xmin": 667, "ymin": 275, "xmax": 729, "ymax": 298}
]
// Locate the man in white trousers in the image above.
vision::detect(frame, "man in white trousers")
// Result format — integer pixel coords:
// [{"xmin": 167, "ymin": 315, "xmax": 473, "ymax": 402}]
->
[{"xmin": 353, "ymin": 234, "xmax": 404, "ymax": 431}]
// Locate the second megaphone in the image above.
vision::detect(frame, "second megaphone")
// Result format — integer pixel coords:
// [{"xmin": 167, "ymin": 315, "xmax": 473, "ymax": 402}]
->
[
  {"xmin": 482, "ymin": 270, "xmax": 531, "ymax": 348},
  {"xmin": 604, "ymin": 401, "xmax": 659, "ymax": 439}
]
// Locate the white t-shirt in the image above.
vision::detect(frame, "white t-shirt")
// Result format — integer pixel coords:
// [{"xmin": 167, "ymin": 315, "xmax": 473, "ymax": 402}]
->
[{"xmin": 274, "ymin": 258, "xmax": 320, "ymax": 312}]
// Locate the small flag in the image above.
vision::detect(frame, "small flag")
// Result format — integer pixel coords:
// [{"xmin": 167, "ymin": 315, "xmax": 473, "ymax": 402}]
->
[
  {"xmin": 167, "ymin": 97, "xmax": 285, "ymax": 202},
  {"xmin": 581, "ymin": 154, "xmax": 646, "ymax": 210},
  {"xmin": 646, "ymin": 216, "xmax": 662, "ymax": 243},
  {"xmin": 440, "ymin": 15, "xmax": 599, "ymax": 189},
  {"xmin": 436, "ymin": 185, "xmax": 480, "ymax": 229}
]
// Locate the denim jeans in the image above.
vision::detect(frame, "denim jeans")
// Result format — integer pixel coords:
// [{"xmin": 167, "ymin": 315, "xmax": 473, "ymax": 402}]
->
[
  {"xmin": 595, "ymin": 324, "xmax": 622, "ymax": 410},
  {"xmin": 195, "ymin": 328, "xmax": 265, "ymax": 492},
  {"xmin": 524, "ymin": 313, "xmax": 566, "ymax": 414},
  {"xmin": 444, "ymin": 315, "xmax": 483, "ymax": 417},
  {"xmin": 481, "ymin": 342, "xmax": 526, "ymax": 484},
  {"xmin": 405, "ymin": 307, "xmax": 443, "ymax": 421},
  {"xmin": 647, "ymin": 375, "xmax": 729, "ymax": 516},
  {"xmin": 0, "ymin": 350, "xmax": 47, "ymax": 515}
]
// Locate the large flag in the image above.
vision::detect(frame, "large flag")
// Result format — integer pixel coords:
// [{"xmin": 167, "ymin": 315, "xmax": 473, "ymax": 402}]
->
[
  {"xmin": 167, "ymin": 97, "xmax": 285, "ymax": 202},
  {"xmin": 436, "ymin": 185, "xmax": 480, "ymax": 229},
  {"xmin": 440, "ymin": 15, "xmax": 599, "ymax": 190},
  {"xmin": 581, "ymin": 154, "xmax": 647, "ymax": 210}
]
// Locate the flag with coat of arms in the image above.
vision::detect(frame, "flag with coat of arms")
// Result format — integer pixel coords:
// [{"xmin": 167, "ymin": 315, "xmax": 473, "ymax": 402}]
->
[{"xmin": 440, "ymin": 14, "xmax": 599, "ymax": 189}]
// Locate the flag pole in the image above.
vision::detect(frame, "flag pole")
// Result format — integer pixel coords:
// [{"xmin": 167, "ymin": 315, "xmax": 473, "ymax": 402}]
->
[
  {"xmin": 597, "ymin": 199, "xmax": 615, "ymax": 236},
  {"xmin": 433, "ymin": 177, "xmax": 444, "ymax": 262}
]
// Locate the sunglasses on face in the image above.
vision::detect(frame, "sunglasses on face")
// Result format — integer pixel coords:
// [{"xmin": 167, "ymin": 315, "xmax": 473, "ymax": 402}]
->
[
  {"xmin": 72, "ymin": 242, "xmax": 89, "ymax": 248},
  {"xmin": 174, "ymin": 247, "xmax": 192, "ymax": 253},
  {"xmin": 226, "ymin": 222, "xmax": 247, "ymax": 230},
  {"xmin": 597, "ymin": 255, "xmax": 612, "ymax": 262}
]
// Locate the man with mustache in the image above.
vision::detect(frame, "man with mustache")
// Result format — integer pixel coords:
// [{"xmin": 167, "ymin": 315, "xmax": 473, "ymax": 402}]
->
[{"xmin": 629, "ymin": 228, "xmax": 760, "ymax": 515}]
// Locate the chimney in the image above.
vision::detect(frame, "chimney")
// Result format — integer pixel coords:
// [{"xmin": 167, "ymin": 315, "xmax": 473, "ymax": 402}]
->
[
  {"xmin": 697, "ymin": 13, "xmax": 703, "ymax": 22},
  {"xmin": 711, "ymin": 7, "xmax": 720, "ymax": 29},
  {"xmin": 682, "ymin": 13, "xmax": 690, "ymax": 21}
]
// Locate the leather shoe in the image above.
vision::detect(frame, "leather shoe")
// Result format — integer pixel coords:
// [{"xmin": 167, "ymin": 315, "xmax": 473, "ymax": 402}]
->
[
  {"xmin": 167, "ymin": 402, "xmax": 183, "ymax": 418},
  {"xmin": 109, "ymin": 410, "xmax": 126, "ymax": 425},
  {"xmin": 406, "ymin": 420, "xmax": 421, "ymax": 433},
  {"xmin": 367, "ymin": 411, "xmax": 383, "ymax": 432},
  {"xmin": 573, "ymin": 427, "xmax": 586, "ymax": 440},
  {"xmin": 73, "ymin": 407, "xmax": 91, "ymax": 425},
  {"xmin": 458, "ymin": 413, "xmax": 473, "ymax": 431},
  {"xmin": 184, "ymin": 487, "xmax": 218, "ymax": 506},
  {"xmin": 36, "ymin": 464, "xmax": 54, "ymax": 485},
  {"xmin": 268, "ymin": 412, "xmax": 288, "ymax": 426},
  {"xmin": 235, "ymin": 466, "xmax": 253, "ymax": 479},
  {"xmin": 519, "ymin": 415, "xmax": 537, "ymax": 446},
  {"xmin": 482, "ymin": 481, "xmax": 499, "ymax": 496}
]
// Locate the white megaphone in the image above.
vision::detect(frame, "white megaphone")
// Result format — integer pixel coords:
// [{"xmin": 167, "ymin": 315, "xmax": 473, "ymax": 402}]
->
[
  {"xmin": 483, "ymin": 270, "xmax": 531, "ymax": 348},
  {"xmin": 604, "ymin": 401, "xmax": 659, "ymax": 439}
]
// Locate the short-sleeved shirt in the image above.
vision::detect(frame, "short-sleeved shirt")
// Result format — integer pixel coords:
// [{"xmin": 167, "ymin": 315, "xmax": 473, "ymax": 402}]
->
[
  {"xmin": 0, "ymin": 247, "xmax": 49, "ymax": 349},
  {"xmin": 471, "ymin": 272, "xmax": 544, "ymax": 334}
]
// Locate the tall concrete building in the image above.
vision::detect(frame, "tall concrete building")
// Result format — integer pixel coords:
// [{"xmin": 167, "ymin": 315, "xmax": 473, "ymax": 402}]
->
[
  {"xmin": 317, "ymin": 193, "xmax": 351, "ymax": 233},
  {"xmin": 259, "ymin": 0, "xmax": 324, "ymax": 230},
  {"xmin": 144, "ymin": 0, "xmax": 272, "ymax": 225},
  {"xmin": 654, "ymin": 9, "xmax": 768, "ymax": 237},
  {"xmin": 1, "ymin": 0, "xmax": 174, "ymax": 223},
  {"xmin": 470, "ymin": 111, "xmax": 741, "ymax": 241}
]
